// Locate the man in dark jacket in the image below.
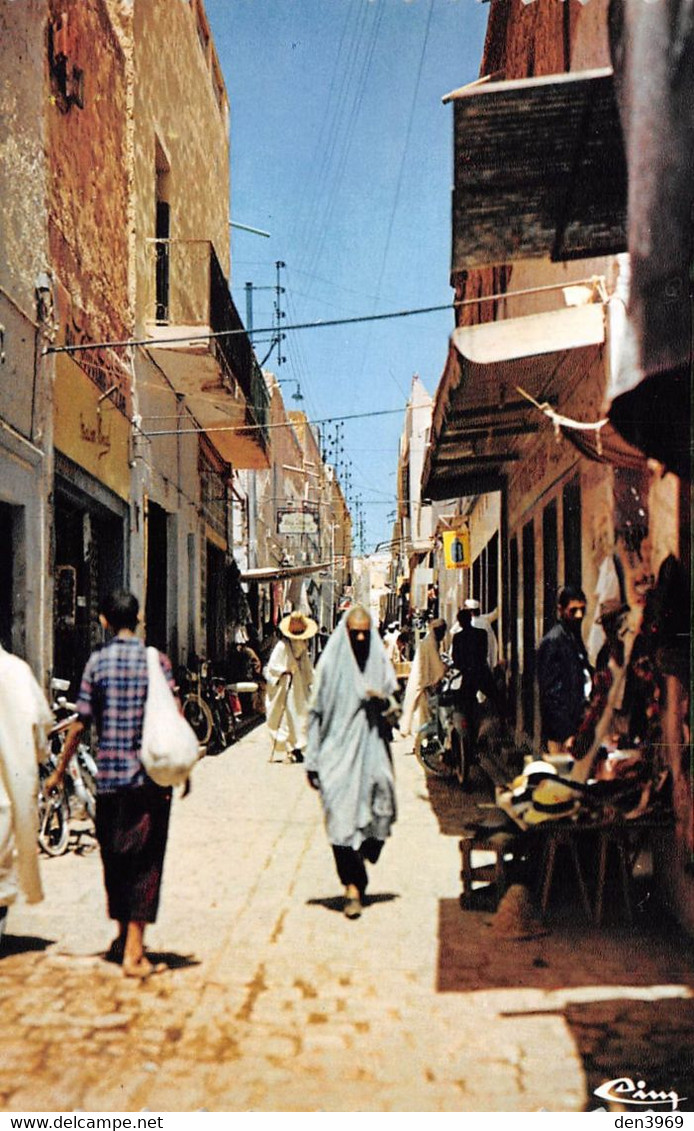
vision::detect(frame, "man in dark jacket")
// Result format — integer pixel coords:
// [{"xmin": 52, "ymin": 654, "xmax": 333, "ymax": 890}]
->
[
  {"xmin": 537, "ymin": 585, "xmax": 593, "ymax": 753},
  {"xmin": 451, "ymin": 605, "xmax": 498, "ymax": 755}
]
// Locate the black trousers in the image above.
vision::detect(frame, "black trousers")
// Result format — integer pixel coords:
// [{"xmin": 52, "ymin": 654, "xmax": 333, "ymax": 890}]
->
[
  {"xmin": 95, "ymin": 782, "xmax": 172, "ymax": 924},
  {"xmin": 332, "ymin": 838, "xmax": 384, "ymax": 895}
]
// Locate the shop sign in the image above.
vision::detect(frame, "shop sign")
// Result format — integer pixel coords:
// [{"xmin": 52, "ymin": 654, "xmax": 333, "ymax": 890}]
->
[
  {"xmin": 54, "ymin": 352, "xmax": 131, "ymax": 501},
  {"xmin": 442, "ymin": 528, "xmax": 471, "ymax": 569},
  {"xmin": 277, "ymin": 506, "xmax": 319, "ymax": 535}
]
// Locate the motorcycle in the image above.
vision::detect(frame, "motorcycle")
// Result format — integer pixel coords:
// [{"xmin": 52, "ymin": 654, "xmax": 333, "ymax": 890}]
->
[{"xmin": 414, "ymin": 657, "xmax": 474, "ymax": 788}]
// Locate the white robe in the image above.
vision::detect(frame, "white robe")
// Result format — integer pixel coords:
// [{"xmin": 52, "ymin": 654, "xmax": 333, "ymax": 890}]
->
[
  {"xmin": 264, "ymin": 638, "xmax": 314, "ymax": 757},
  {"xmin": 0, "ymin": 648, "xmax": 52, "ymax": 905},
  {"xmin": 399, "ymin": 629, "xmax": 445, "ymax": 738}
]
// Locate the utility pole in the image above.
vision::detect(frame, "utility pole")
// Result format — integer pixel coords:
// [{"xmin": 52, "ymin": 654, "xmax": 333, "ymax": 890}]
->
[{"xmin": 244, "ymin": 260, "xmax": 287, "ymax": 369}]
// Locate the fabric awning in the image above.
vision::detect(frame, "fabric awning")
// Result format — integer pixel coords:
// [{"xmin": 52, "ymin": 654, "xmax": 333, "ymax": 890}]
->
[
  {"xmin": 445, "ymin": 68, "xmax": 627, "ymax": 271},
  {"xmin": 559, "ymin": 420, "xmax": 647, "ymax": 469},
  {"xmin": 421, "ymin": 305, "xmax": 605, "ymax": 501},
  {"xmin": 240, "ymin": 561, "xmax": 332, "ymax": 584}
]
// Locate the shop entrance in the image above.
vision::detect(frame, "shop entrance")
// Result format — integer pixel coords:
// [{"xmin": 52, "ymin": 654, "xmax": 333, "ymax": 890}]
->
[{"xmin": 54, "ymin": 485, "xmax": 125, "ymax": 696}]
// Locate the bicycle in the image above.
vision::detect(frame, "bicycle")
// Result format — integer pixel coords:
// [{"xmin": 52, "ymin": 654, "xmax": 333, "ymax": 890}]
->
[
  {"xmin": 181, "ymin": 661, "xmax": 257, "ymax": 755},
  {"xmin": 38, "ymin": 752, "xmax": 71, "ymax": 856},
  {"xmin": 37, "ymin": 680, "xmax": 97, "ymax": 856}
]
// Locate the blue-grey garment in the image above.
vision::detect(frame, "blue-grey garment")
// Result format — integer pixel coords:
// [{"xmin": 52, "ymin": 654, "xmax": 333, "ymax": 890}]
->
[{"xmin": 306, "ymin": 613, "xmax": 398, "ymax": 850}]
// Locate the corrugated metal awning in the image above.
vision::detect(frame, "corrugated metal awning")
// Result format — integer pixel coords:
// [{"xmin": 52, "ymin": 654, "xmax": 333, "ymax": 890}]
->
[
  {"xmin": 446, "ymin": 68, "xmax": 627, "ymax": 271},
  {"xmin": 421, "ymin": 305, "xmax": 605, "ymax": 501}
]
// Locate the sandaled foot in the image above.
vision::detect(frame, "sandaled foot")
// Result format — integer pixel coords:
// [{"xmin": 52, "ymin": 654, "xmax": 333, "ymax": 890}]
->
[
  {"xmin": 122, "ymin": 956, "xmax": 167, "ymax": 979},
  {"xmin": 343, "ymin": 885, "xmax": 362, "ymax": 919}
]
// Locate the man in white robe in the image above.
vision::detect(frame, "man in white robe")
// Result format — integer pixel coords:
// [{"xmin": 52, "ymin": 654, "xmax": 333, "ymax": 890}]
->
[
  {"xmin": 265, "ymin": 612, "xmax": 317, "ymax": 763},
  {"xmin": 399, "ymin": 618, "xmax": 447, "ymax": 740},
  {"xmin": 0, "ymin": 646, "xmax": 53, "ymax": 938}
]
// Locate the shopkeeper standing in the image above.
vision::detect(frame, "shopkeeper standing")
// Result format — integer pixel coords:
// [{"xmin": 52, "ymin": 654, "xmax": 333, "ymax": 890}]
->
[{"xmin": 537, "ymin": 585, "xmax": 593, "ymax": 754}]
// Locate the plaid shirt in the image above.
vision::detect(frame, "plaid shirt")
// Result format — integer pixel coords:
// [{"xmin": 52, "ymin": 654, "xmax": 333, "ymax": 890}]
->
[{"xmin": 76, "ymin": 636, "xmax": 175, "ymax": 793}]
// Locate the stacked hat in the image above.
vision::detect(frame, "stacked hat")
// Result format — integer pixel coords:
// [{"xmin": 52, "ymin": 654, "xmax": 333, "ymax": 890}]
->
[{"xmin": 524, "ymin": 778, "xmax": 584, "ymax": 825}]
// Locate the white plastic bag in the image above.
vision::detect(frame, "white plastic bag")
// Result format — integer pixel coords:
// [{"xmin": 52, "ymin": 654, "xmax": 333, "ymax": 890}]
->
[{"xmin": 141, "ymin": 647, "xmax": 200, "ymax": 787}]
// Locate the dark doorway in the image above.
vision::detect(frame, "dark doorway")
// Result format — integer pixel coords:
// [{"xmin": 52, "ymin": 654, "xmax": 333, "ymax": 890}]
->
[
  {"xmin": 563, "ymin": 477, "xmax": 582, "ymax": 589},
  {"xmin": 521, "ymin": 519, "xmax": 536, "ymax": 737},
  {"xmin": 542, "ymin": 498, "xmax": 558, "ymax": 636},
  {"xmin": 0, "ymin": 503, "xmax": 15, "ymax": 652},
  {"xmin": 206, "ymin": 542, "xmax": 226, "ymax": 665},
  {"xmin": 509, "ymin": 535, "xmax": 519, "ymax": 728},
  {"xmin": 54, "ymin": 494, "xmax": 124, "ymax": 696},
  {"xmin": 146, "ymin": 501, "xmax": 168, "ymax": 652}
]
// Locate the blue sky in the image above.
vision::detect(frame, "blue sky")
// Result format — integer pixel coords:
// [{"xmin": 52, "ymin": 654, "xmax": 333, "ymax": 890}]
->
[{"xmin": 204, "ymin": 0, "xmax": 489, "ymax": 551}]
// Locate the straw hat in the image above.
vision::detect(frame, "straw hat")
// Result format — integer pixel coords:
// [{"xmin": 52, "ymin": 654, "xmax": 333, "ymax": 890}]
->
[
  {"xmin": 279, "ymin": 611, "xmax": 318, "ymax": 640},
  {"xmin": 524, "ymin": 778, "xmax": 583, "ymax": 825}
]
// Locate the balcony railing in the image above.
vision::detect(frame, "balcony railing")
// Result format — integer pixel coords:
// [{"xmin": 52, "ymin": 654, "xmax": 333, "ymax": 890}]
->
[{"xmin": 147, "ymin": 238, "xmax": 269, "ymax": 443}]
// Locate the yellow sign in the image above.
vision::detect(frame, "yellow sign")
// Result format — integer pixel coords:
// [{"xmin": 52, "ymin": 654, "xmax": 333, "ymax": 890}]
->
[
  {"xmin": 54, "ymin": 353, "xmax": 131, "ymax": 501},
  {"xmin": 443, "ymin": 528, "xmax": 470, "ymax": 569}
]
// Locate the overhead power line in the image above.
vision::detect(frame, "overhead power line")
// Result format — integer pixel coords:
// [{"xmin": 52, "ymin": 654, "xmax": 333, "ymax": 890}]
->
[
  {"xmin": 141, "ymin": 405, "xmax": 405, "ymax": 439},
  {"xmin": 43, "ymin": 278, "xmax": 599, "ymax": 357}
]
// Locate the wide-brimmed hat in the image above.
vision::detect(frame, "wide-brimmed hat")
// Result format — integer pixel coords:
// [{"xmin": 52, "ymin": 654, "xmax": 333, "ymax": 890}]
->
[
  {"xmin": 464, "ymin": 598, "xmax": 480, "ymax": 611},
  {"xmin": 279, "ymin": 611, "xmax": 318, "ymax": 640},
  {"xmin": 524, "ymin": 779, "xmax": 584, "ymax": 825}
]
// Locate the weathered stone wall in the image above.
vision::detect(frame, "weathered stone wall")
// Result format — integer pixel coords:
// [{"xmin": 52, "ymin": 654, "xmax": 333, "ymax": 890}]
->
[
  {"xmin": 0, "ymin": 0, "xmax": 48, "ymax": 312},
  {"xmin": 47, "ymin": 0, "xmax": 132, "ymax": 344},
  {"xmin": 0, "ymin": 1, "xmax": 54, "ymax": 676},
  {"xmin": 133, "ymin": 0, "xmax": 230, "ymax": 335}
]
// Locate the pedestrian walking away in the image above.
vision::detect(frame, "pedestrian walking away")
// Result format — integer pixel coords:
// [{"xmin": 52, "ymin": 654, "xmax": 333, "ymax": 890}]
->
[
  {"xmin": 45, "ymin": 590, "xmax": 179, "ymax": 979},
  {"xmin": 0, "ymin": 645, "xmax": 53, "ymax": 943},
  {"xmin": 536, "ymin": 584, "xmax": 593, "ymax": 755},
  {"xmin": 305, "ymin": 605, "xmax": 399, "ymax": 920},
  {"xmin": 265, "ymin": 611, "xmax": 317, "ymax": 763}
]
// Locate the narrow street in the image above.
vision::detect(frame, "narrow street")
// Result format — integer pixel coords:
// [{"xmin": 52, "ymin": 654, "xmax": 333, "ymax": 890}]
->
[{"xmin": 3, "ymin": 725, "xmax": 694, "ymax": 1113}]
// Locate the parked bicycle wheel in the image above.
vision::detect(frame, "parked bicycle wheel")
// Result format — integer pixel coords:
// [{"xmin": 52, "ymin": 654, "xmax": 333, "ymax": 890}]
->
[
  {"xmin": 37, "ymin": 776, "xmax": 70, "ymax": 857},
  {"xmin": 209, "ymin": 693, "xmax": 234, "ymax": 754},
  {"xmin": 182, "ymin": 694, "xmax": 213, "ymax": 746},
  {"xmin": 414, "ymin": 727, "xmax": 455, "ymax": 779}
]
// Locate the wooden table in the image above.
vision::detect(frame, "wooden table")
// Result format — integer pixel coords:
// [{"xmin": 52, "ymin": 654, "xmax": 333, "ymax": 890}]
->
[{"xmin": 459, "ymin": 817, "xmax": 672, "ymax": 923}]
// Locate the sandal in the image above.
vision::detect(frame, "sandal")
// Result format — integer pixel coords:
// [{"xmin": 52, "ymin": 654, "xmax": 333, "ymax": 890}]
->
[{"xmin": 122, "ymin": 957, "xmax": 167, "ymax": 979}]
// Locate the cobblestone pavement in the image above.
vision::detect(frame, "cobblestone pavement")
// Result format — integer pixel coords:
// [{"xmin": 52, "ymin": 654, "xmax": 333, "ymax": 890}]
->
[{"xmin": 4, "ymin": 725, "xmax": 694, "ymax": 1112}]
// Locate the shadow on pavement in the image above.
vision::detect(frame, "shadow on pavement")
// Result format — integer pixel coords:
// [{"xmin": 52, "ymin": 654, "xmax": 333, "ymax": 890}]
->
[
  {"xmin": 141, "ymin": 950, "xmax": 201, "ymax": 971},
  {"xmin": 437, "ymin": 894, "xmax": 694, "ymax": 993},
  {"xmin": 307, "ymin": 893, "xmax": 400, "ymax": 915},
  {"xmin": 562, "ymin": 996, "xmax": 694, "ymax": 1112},
  {"xmin": 437, "ymin": 893, "xmax": 694, "ymax": 1111},
  {"xmin": 0, "ymin": 933, "xmax": 55, "ymax": 958},
  {"xmin": 423, "ymin": 768, "xmax": 496, "ymax": 838}
]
